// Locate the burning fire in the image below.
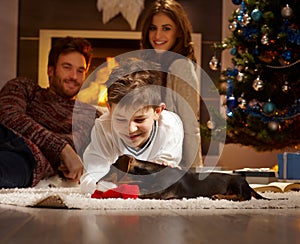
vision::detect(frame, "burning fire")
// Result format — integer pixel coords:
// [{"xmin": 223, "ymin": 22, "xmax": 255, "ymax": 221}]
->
[{"xmin": 77, "ymin": 57, "xmax": 118, "ymax": 107}]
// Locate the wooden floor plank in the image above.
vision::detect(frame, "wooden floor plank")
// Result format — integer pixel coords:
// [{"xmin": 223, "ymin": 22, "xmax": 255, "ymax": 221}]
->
[
  {"xmin": 0, "ymin": 205, "xmax": 300, "ymax": 244},
  {"xmin": 0, "ymin": 206, "xmax": 34, "ymax": 243}
]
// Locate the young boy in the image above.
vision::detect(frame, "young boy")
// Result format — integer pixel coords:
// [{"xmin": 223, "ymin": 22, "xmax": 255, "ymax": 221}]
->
[{"xmin": 80, "ymin": 59, "xmax": 184, "ymax": 194}]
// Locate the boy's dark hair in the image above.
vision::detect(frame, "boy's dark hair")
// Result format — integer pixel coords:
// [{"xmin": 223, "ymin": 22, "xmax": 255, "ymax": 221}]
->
[
  {"xmin": 48, "ymin": 36, "xmax": 92, "ymax": 70},
  {"xmin": 106, "ymin": 58, "xmax": 162, "ymax": 109}
]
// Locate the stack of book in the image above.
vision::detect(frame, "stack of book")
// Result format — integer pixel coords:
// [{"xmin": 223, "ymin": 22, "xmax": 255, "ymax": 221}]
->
[
  {"xmin": 195, "ymin": 167, "xmax": 300, "ymax": 193},
  {"xmin": 233, "ymin": 168, "xmax": 278, "ymax": 184},
  {"xmin": 250, "ymin": 181, "xmax": 300, "ymax": 193}
]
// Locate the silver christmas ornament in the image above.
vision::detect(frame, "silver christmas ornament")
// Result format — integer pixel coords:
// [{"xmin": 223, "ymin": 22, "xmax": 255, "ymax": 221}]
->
[
  {"xmin": 238, "ymin": 96, "xmax": 247, "ymax": 109},
  {"xmin": 252, "ymin": 76, "xmax": 264, "ymax": 91},
  {"xmin": 236, "ymin": 72, "xmax": 244, "ymax": 82},
  {"xmin": 261, "ymin": 34, "xmax": 269, "ymax": 45},
  {"xmin": 268, "ymin": 121, "xmax": 278, "ymax": 131},
  {"xmin": 281, "ymin": 4, "xmax": 293, "ymax": 18},
  {"xmin": 242, "ymin": 13, "xmax": 251, "ymax": 26},
  {"xmin": 229, "ymin": 20, "xmax": 238, "ymax": 32},
  {"xmin": 209, "ymin": 56, "xmax": 219, "ymax": 71},
  {"xmin": 207, "ymin": 120, "xmax": 216, "ymax": 130},
  {"xmin": 282, "ymin": 81, "xmax": 291, "ymax": 93}
]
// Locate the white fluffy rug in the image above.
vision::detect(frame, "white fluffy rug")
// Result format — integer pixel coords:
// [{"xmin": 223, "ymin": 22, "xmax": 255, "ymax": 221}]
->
[{"xmin": 0, "ymin": 187, "xmax": 299, "ymax": 210}]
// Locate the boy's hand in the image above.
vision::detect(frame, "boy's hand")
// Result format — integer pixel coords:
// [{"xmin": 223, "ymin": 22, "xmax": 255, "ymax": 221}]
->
[{"xmin": 59, "ymin": 144, "xmax": 83, "ymax": 182}]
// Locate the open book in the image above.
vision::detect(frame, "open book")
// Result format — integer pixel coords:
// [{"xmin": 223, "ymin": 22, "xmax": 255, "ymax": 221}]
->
[{"xmin": 250, "ymin": 182, "xmax": 300, "ymax": 193}]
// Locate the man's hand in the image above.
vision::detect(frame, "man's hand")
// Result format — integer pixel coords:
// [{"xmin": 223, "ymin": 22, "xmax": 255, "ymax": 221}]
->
[{"xmin": 59, "ymin": 144, "xmax": 83, "ymax": 182}]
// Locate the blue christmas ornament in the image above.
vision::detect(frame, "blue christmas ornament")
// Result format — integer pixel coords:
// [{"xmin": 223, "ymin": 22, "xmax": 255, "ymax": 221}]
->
[
  {"xmin": 226, "ymin": 95, "xmax": 237, "ymax": 117},
  {"xmin": 227, "ymin": 68, "xmax": 239, "ymax": 77},
  {"xmin": 262, "ymin": 101, "xmax": 276, "ymax": 115},
  {"xmin": 232, "ymin": 0, "xmax": 242, "ymax": 5},
  {"xmin": 242, "ymin": 26, "xmax": 260, "ymax": 40},
  {"xmin": 282, "ymin": 50, "xmax": 292, "ymax": 61},
  {"xmin": 253, "ymin": 46, "xmax": 260, "ymax": 56},
  {"xmin": 240, "ymin": 1, "xmax": 246, "ymax": 10},
  {"xmin": 283, "ymin": 19, "xmax": 290, "ymax": 27},
  {"xmin": 237, "ymin": 14, "xmax": 243, "ymax": 23},
  {"xmin": 237, "ymin": 1, "xmax": 247, "ymax": 25},
  {"xmin": 292, "ymin": 29, "xmax": 300, "ymax": 45},
  {"xmin": 230, "ymin": 47, "xmax": 238, "ymax": 55},
  {"xmin": 251, "ymin": 9, "xmax": 263, "ymax": 22},
  {"xmin": 284, "ymin": 27, "xmax": 300, "ymax": 45},
  {"xmin": 288, "ymin": 29, "xmax": 297, "ymax": 43},
  {"xmin": 227, "ymin": 78, "xmax": 234, "ymax": 96}
]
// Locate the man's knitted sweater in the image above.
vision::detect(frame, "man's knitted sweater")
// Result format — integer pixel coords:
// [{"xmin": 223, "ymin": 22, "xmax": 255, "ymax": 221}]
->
[{"xmin": 0, "ymin": 77, "xmax": 101, "ymax": 186}]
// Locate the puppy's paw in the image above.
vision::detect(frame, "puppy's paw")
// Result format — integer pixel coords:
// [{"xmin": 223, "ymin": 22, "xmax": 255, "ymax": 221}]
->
[{"xmin": 211, "ymin": 194, "xmax": 225, "ymax": 200}]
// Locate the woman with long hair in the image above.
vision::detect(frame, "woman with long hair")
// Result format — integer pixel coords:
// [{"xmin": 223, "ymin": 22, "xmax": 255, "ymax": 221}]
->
[{"xmin": 140, "ymin": 0, "xmax": 202, "ymax": 169}]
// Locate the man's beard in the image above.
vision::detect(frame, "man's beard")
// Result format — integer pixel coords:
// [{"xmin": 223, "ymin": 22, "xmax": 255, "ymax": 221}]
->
[{"xmin": 51, "ymin": 75, "xmax": 80, "ymax": 99}]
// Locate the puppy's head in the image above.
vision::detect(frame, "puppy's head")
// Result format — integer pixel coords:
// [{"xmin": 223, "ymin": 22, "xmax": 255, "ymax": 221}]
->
[
  {"xmin": 112, "ymin": 155, "xmax": 185, "ymax": 196},
  {"xmin": 101, "ymin": 155, "xmax": 131, "ymax": 183},
  {"xmin": 104, "ymin": 155, "xmax": 162, "ymax": 184},
  {"xmin": 115, "ymin": 155, "xmax": 167, "ymax": 175},
  {"xmin": 113, "ymin": 155, "xmax": 132, "ymax": 173}
]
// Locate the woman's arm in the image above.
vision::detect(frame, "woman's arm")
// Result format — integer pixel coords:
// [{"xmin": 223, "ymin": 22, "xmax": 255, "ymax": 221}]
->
[{"xmin": 166, "ymin": 59, "xmax": 203, "ymax": 168}]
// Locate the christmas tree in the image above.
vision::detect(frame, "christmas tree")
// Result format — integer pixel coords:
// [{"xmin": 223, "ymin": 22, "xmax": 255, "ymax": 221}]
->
[{"xmin": 209, "ymin": 0, "xmax": 300, "ymax": 151}]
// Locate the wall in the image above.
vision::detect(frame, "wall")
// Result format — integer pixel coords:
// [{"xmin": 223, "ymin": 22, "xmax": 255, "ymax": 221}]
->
[{"xmin": 0, "ymin": 0, "xmax": 18, "ymax": 89}]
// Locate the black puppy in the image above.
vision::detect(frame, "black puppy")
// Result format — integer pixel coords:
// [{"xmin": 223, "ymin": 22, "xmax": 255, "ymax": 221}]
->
[{"xmin": 102, "ymin": 155, "xmax": 267, "ymax": 201}]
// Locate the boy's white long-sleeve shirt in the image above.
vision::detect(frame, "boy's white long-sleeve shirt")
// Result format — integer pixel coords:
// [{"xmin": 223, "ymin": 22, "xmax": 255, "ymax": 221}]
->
[{"xmin": 80, "ymin": 110, "xmax": 183, "ymax": 193}]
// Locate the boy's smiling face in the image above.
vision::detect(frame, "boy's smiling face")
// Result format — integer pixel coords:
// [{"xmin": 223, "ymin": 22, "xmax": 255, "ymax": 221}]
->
[{"xmin": 109, "ymin": 104, "xmax": 164, "ymax": 149}]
